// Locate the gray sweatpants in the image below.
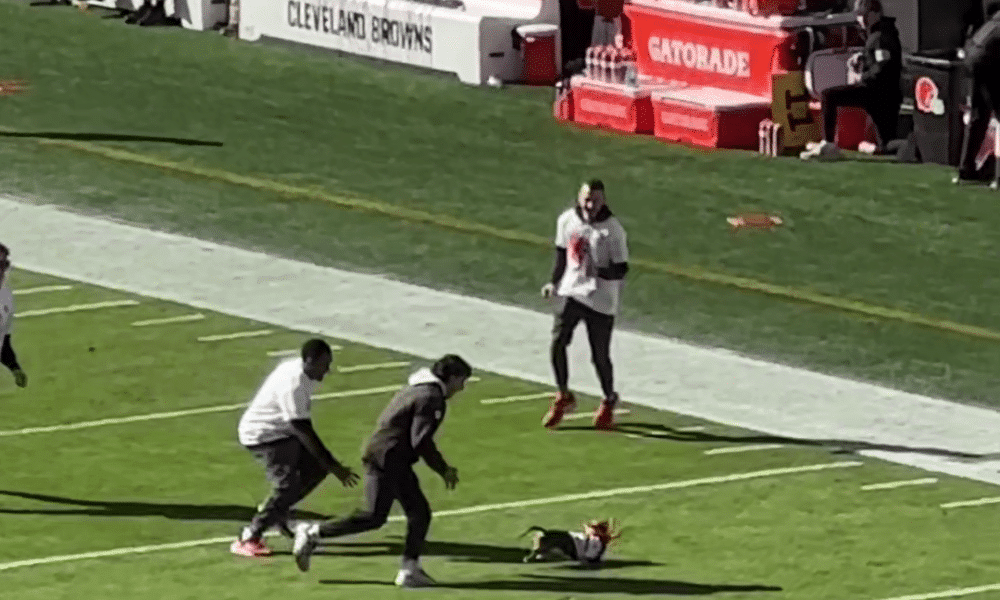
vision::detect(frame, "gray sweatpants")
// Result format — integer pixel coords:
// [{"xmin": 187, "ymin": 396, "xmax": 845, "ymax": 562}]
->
[{"xmin": 245, "ymin": 436, "xmax": 327, "ymax": 540}]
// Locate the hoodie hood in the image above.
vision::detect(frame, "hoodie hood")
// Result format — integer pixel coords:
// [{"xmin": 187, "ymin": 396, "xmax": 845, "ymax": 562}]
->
[{"xmin": 408, "ymin": 367, "xmax": 446, "ymax": 394}]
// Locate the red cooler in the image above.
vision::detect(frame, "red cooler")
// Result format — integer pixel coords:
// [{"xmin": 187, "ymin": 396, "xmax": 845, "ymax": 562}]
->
[{"xmin": 517, "ymin": 24, "xmax": 561, "ymax": 86}]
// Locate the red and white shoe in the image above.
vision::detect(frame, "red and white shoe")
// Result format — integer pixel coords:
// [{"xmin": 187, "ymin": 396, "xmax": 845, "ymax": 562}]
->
[
  {"xmin": 593, "ymin": 395, "xmax": 619, "ymax": 430},
  {"xmin": 542, "ymin": 391, "xmax": 577, "ymax": 429},
  {"xmin": 230, "ymin": 538, "xmax": 273, "ymax": 557}
]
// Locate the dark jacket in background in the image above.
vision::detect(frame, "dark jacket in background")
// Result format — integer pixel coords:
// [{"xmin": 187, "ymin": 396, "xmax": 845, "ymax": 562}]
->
[{"xmin": 859, "ymin": 16, "xmax": 903, "ymax": 96}]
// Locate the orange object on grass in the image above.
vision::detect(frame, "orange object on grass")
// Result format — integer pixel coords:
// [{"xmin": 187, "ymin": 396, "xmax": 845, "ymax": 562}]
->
[{"xmin": 727, "ymin": 213, "xmax": 784, "ymax": 230}]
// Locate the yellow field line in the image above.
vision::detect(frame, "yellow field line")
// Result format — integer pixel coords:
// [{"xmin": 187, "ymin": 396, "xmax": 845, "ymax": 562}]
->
[{"xmin": 27, "ymin": 135, "xmax": 1000, "ymax": 343}]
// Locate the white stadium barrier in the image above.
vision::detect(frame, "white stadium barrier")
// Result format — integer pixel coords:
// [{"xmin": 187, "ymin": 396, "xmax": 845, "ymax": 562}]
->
[{"xmin": 237, "ymin": 0, "xmax": 559, "ymax": 85}]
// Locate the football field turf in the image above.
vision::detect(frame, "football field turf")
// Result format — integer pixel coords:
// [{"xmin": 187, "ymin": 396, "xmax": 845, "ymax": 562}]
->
[
  {"xmin": 6, "ymin": 0, "xmax": 1000, "ymax": 598},
  {"xmin": 4, "ymin": 266, "xmax": 1000, "ymax": 600}
]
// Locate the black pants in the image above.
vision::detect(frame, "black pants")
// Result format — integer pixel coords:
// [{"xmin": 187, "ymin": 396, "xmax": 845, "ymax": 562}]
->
[
  {"xmin": 821, "ymin": 84, "xmax": 900, "ymax": 149},
  {"xmin": 958, "ymin": 65, "xmax": 1000, "ymax": 181},
  {"xmin": 551, "ymin": 297, "xmax": 616, "ymax": 398},
  {"xmin": 245, "ymin": 437, "xmax": 327, "ymax": 540},
  {"xmin": 317, "ymin": 454, "xmax": 431, "ymax": 561}
]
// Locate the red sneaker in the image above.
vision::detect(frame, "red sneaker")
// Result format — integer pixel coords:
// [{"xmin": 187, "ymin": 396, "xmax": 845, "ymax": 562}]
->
[
  {"xmin": 230, "ymin": 538, "xmax": 273, "ymax": 557},
  {"xmin": 593, "ymin": 396, "xmax": 619, "ymax": 430},
  {"xmin": 542, "ymin": 391, "xmax": 577, "ymax": 428}
]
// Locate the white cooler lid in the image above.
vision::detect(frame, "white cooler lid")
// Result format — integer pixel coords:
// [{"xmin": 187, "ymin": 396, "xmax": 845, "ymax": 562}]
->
[{"xmin": 516, "ymin": 23, "xmax": 559, "ymax": 36}]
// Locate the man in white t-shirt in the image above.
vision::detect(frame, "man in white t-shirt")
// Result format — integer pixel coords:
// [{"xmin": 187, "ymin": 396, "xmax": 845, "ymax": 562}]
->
[
  {"xmin": 231, "ymin": 338, "xmax": 359, "ymax": 558},
  {"xmin": 0, "ymin": 243, "xmax": 27, "ymax": 389},
  {"xmin": 540, "ymin": 180, "xmax": 629, "ymax": 430}
]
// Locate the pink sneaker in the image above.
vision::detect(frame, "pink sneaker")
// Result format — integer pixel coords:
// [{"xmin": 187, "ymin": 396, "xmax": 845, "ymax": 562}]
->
[{"xmin": 230, "ymin": 538, "xmax": 272, "ymax": 557}]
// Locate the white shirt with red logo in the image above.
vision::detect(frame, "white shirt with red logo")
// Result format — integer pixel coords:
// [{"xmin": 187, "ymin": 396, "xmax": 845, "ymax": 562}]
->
[{"xmin": 554, "ymin": 208, "xmax": 629, "ymax": 316}]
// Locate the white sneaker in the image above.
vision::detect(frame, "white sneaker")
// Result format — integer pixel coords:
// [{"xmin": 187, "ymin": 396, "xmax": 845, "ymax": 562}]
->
[
  {"xmin": 799, "ymin": 140, "xmax": 840, "ymax": 161},
  {"xmin": 395, "ymin": 568, "xmax": 437, "ymax": 588},
  {"xmin": 292, "ymin": 522, "xmax": 318, "ymax": 573}
]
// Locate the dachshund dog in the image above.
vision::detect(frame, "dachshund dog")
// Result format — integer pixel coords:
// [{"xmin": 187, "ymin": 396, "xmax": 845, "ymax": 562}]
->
[{"xmin": 520, "ymin": 519, "xmax": 621, "ymax": 565}]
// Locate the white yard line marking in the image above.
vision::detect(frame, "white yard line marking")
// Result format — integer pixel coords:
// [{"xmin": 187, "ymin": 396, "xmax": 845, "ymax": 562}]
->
[
  {"xmin": 267, "ymin": 349, "xmax": 299, "ymax": 357},
  {"xmin": 0, "ymin": 378, "xmax": 484, "ymax": 437},
  {"xmin": 563, "ymin": 409, "xmax": 631, "ymax": 421},
  {"xmin": 12, "ymin": 284, "xmax": 73, "ymax": 296},
  {"xmin": 860, "ymin": 478, "xmax": 938, "ymax": 491},
  {"xmin": 131, "ymin": 313, "xmax": 205, "ymax": 327},
  {"xmin": 480, "ymin": 392, "xmax": 551, "ymax": 405},
  {"xmin": 704, "ymin": 443, "xmax": 786, "ymax": 456},
  {"xmin": 337, "ymin": 361, "xmax": 409, "ymax": 373},
  {"xmin": 17, "ymin": 300, "xmax": 139, "ymax": 318},
  {"xmin": 267, "ymin": 346, "xmax": 343, "ymax": 357},
  {"xmin": 940, "ymin": 496, "xmax": 1000, "ymax": 509},
  {"xmin": 875, "ymin": 583, "xmax": 1000, "ymax": 600},
  {"xmin": 197, "ymin": 329, "xmax": 273, "ymax": 342},
  {"xmin": 0, "ymin": 461, "xmax": 860, "ymax": 572}
]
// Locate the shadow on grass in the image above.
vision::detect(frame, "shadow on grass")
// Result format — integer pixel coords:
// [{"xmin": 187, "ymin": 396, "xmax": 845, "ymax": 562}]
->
[
  {"xmin": 0, "ymin": 489, "xmax": 328, "ymax": 521},
  {"xmin": 279, "ymin": 535, "xmax": 662, "ymax": 569},
  {"xmin": 560, "ymin": 421, "xmax": 989, "ymax": 461},
  {"xmin": 319, "ymin": 573, "xmax": 782, "ymax": 595},
  {"xmin": 0, "ymin": 130, "xmax": 224, "ymax": 147}
]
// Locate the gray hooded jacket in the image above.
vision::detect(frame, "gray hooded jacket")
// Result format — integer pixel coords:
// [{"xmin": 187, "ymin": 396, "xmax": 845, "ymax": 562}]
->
[{"xmin": 361, "ymin": 368, "xmax": 450, "ymax": 475}]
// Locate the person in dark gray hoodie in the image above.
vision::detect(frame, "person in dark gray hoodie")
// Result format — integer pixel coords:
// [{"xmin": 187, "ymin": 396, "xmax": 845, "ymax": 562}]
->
[{"xmin": 291, "ymin": 354, "xmax": 472, "ymax": 588}]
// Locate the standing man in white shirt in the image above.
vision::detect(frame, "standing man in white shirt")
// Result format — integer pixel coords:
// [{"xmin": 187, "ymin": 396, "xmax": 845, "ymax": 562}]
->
[
  {"xmin": 0, "ymin": 243, "xmax": 27, "ymax": 389},
  {"xmin": 231, "ymin": 338, "xmax": 359, "ymax": 558},
  {"xmin": 540, "ymin": 180, "xmax": 629, "ymax": 431}
]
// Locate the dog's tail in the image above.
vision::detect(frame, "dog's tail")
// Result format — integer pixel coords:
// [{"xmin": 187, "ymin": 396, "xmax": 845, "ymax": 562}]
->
[{"xmin": 518, "ymin": 526, "xmax": 547, "ymax": 539}]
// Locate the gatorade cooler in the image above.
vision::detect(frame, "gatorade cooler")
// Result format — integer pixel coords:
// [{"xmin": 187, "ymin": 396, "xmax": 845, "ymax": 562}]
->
[
  {"xmin": 746, "ymin": 0, "xmax": 800, "ymax": 16},
  {"xmin": 516, "ymin": 24, "xmax": 560, "ymax": 86}
]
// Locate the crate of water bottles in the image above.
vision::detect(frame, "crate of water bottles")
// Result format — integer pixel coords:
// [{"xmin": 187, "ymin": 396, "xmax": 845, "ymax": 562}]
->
[{"xmin": 585, "ymin": 44, "xmax": 637, "ymax": 86}]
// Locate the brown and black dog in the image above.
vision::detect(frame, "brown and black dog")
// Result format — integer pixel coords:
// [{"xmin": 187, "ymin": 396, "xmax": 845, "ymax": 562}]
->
[{"xmin": 520, "ymin": 519, "xmax": 621, "ymax": 565}]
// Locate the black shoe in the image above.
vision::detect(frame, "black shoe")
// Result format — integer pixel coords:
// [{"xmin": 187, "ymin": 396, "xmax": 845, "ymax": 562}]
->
[
  {"xmin": 137, "ymin": 3, "xmax": 166, "ymax": 25},
  {"xmin": 125, "ymin": 4, "xmax": 150, "ymax": 23}
]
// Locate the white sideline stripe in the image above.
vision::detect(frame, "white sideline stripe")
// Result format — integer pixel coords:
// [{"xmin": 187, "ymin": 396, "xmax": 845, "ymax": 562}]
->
[
  {"xmin": 12, "ymin": 284, "xmax": 73, "ymax": 295},
  {"xmin": 0, "ymin": 461, "xmax": 861, "ymax": 572},
  {"xmin": 131, "ymin": 313, "xmax": 205, "ymax": 327},
  {"xmin": 17, "ymin": 300, "xmax": 139, "ymax": 318},
  {"xmin": 875, "ymin": 583, "xmax": 1000, "ymax": 600},
  {"xmin": 480, "ymin": 392, "xmax": 551, "ymax": 405},
  {"xmin": 336, "ymin": 361, "xmax": 409, "ymax": 373},
  {"xmin": 940, "ymin": 496, "xmax": 1000, "ymax": 509},
  {"xmin": 860, "ymin": 478, "xmax": 938, "ymax": 491},
  {"xmin": 0, "ymin": 378, "xmax": 483, "ymax": 437},
  {"xmin": 11, "ymin": 198, "xmax": 1000, "ymax": 487},
  {"xmin": 197, "ymin": 330, "xmax": 273, "ymax": 342},
  {"xmin": 563, "ymin": 409, "xmax": 631, "ymax": 421},
  {"xmin": 704, "ymin": 443, "xmax": 786, "ymax": 455}
]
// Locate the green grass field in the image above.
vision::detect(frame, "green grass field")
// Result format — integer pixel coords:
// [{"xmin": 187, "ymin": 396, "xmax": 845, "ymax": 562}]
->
[
  {"xmin": 4, "ymin": 0, "xmax": 1000, "ymax": 408},
  {"xmin": 4, "ymin": 267, "xmax": 1000, "ymax": 600},
  {"xmin": 5, "ymin": 1, "xmax": 1000, "ymax": 598}
]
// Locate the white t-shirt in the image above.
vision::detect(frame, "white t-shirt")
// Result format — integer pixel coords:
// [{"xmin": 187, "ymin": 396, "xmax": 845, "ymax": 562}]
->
[
  {"xmin": 0, "ymin": 284, "xmax": 14, "ymax": 339},
  {"xmin": 238, "ymin": 358, "xmax": 317, "ymax": 446},
  {"xmin": 570, "ymin": 532, "xmax": 606, "ymax": 562},
  {"xmin": 554, "ymin": 208, "xmax": 629, "ymax": 316}
]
